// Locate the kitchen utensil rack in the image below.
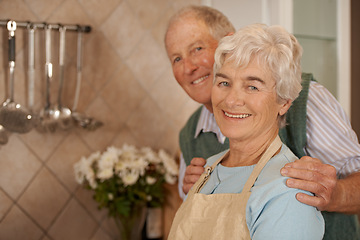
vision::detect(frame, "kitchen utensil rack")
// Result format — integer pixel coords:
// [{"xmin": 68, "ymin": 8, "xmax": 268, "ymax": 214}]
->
[
  {"xmin": 0, "ymin": 20, "xmax": 91, "ymax": 33},
  {"xmin": 0, "ymin": 19, "xmax": 103, "ymax": 145}
]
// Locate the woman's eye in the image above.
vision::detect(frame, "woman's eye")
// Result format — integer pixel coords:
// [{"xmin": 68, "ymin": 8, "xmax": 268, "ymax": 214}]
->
[
  {"xmin": 195, "ymin": 47, "xmax": 203, "ymax": 51},
  {"xmin": 219, "ymin": 81, "xmax": 229, "ymax": 87}
]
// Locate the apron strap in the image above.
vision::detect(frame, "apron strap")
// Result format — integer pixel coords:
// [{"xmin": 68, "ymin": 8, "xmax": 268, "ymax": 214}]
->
[
  {"xmin": 194, "ymin": 150, "xmax": 230, "ymax": 193},
  {"xmin": 194, "ymin": 135, "xmax": 282, "ymax": 194},
  {"xmin": 242, "ymin": 135, "xmax": 282, "ymax": 193}
]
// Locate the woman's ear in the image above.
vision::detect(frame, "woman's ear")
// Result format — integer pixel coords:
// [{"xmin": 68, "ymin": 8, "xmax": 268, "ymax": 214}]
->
[
  {"xmin": 226, "ymin": 32, "xmax": 234, "ymax": 37},
  {"xmin": 279, "ymin": 100, "xmax": 292, "ymax": 116}
]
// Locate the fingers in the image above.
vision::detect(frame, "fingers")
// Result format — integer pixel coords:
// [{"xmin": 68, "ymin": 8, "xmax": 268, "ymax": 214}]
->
[
  {"xmin": 182, "ymin": 183, "xmax": 193, "ymax": 195},
  {"xmin": 186, "ymin": 158, "xmax": 206, "ymax": 175},
  {"xmin": 182, "ymin": 157, "xmax": 206, "ymax": 195},
  {"xmin": 190, "ymin": 157, "xmax": 207, "ymax": 167},
  {"xmin": 283, "ymin": 156, "xmax": 324, "ymax": 170},
  {"xmin": 281, "ymin": 156, "xmax": 337, "ymax": 183},
  {"xmin": 282, "ymin": 166, "xmax": 336, "ymax": 188},
  {"xmin": 295, "ymin": 192, "xmax": 324, "ymax": 210},
  {"xmin": 182, "ymin": 169, "xmax": 202, "ymax": 194},
  {"xmin": 281, "ymin": 156, "xmax": 337, "ymax": 210},
  {"xmin": 286, "ymin": 178, "xmax": 331, "ymax": 210}
]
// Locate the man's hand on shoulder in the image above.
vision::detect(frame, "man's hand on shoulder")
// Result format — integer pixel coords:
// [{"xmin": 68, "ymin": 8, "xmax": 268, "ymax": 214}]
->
[
  {"xmin": 281, "ymin": 156, "xmax": 337, "ymax": 211},
  {"xmin": 183, "ymin": 157, "xmax": 206, "ymax": 195}
]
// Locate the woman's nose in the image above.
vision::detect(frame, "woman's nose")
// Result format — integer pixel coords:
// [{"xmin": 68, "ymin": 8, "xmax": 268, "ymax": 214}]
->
[
  {"xmin": 183, "ymin": 57, "xmax": 198, "ymax": 75},
  {"xmin": 225, "ymin": 88, "xmax": 245, "ymax": 107}
]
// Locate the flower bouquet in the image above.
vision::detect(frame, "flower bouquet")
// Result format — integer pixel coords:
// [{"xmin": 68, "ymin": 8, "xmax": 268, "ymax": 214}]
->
[{"xmin": 74, "ymin": 144, "xmax": 178, "ymax": 239}]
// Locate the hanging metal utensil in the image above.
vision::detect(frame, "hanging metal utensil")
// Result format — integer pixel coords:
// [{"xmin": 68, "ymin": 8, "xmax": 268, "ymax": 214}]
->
[
  {"xmin": 39, "ymin": 24, "xmax": 57, "ymax": 132},
  {"xmin": 27, "ymin": 23, "xmax": 40, "ymax": 127},
  {"xmin": 0, "ymin": 20, "xmax": 34, "ymax": 133},
  {"xmin": 71, "ymin": 29, "xmax": 85, "ymax": 127},
  {"xmin": 71, "ymin": 28, "xmax": 103, "ymax": 131},
  {"xmin": 72, "ymin": 28, "xmax": 82, "ymax": 113},
  {"xmin": 27, "ymin": 23, "xmax": 36, "ymax": 112},
  {"xmin": 56, "ymin": 26, "xmax": 72, "ymax": 130},
  {"xmin": 0, "ymin": 125, "xmax": 9, "ymax": 144}
]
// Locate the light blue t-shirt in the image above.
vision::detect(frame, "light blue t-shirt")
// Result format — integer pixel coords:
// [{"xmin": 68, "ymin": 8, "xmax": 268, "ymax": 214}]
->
[{"xmin": 200, "ymin": 144, "xmax": 325, "ymax": 240}]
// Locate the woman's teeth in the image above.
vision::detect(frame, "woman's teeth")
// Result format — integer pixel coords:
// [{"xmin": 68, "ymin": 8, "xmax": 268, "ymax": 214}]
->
[
  {"xmin": 193, "ymin": 75, "xmax": 208, "ymax": 84},
  {"xmin": 224, "ymin": 112, "xmax": 251, "ymax": 119}
]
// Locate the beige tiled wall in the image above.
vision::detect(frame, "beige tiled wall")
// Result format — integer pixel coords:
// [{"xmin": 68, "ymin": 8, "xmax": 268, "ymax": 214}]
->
[{"xmin": 0, "ymin": 0, "xmax": 200, "ymax": 239}]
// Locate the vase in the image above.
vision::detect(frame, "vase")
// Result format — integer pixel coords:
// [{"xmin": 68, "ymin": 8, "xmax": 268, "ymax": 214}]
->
[
  {"xmin": 143, "ymin": 207, "xmax": 163, "ymax": 240},
  {"xmin": 114, "ymin": 206, "xmax": 147, "ymax": 240}
]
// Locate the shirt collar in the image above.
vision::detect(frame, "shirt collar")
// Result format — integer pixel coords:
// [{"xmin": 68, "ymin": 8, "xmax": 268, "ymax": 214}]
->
[{"xmin": 195, "ymin": 106, "xmax": 226, "ymax": 144}]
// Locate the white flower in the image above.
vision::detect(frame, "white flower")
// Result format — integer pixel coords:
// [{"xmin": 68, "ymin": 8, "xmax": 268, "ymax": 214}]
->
[
  {"xmin": 120, "ymin": 169, "xmax": 139, "ymax": 186},
  {"xmin": 74, "ymin": 144, "xmax": 178, "ymax": 209},
  {"xmin": 165, "ymin": 173, "xmax": 177, "ymax": 184},
  {"xmin": 159, "ymin": 149, "xmax": 178, "ymax": 176},
  {"xmin": 108, "ymin": 193, "xmax": 114, "ymax": 200},
  {"xmin": 131, "ymin": 157, "xmax": 148, "ymax": 176},
  {"xmin": 141, "ymin": 147, "xmax": 160, "ymax": 164},
  {"xmin": 74, "ymin": 164, "xmax": 85, "ymax": 184},
  {"xmin": 88, "ymin": 177, "xmax": 98, "ymax": 189},
  {"xmin": 146, "ymin": 176, "xmax": 157, "ymax": 185},
  {"xmin": 106, "ymin": 146, "xmax": 120, "ymax": 158},
  {"xmin": 114, "ymin": 160, "xmax": 129, "ymax": 173},
  {"xmin": 87, "ymin": 151, "xmax": 101, "ymax": 164},
  {"xmin": 74, "ymin": 156, "xmax": 93, "ymax": 184},
  {"xmin": 74, "ymin": 156, "xmax": 98, "ymax": 188},
  {"xmin": 97, "ymin": 167, "xmax": 113, "ymax": 180},
  {"xmin": 98, "ymin": 149, "xmax": 117, "ymax": 171},
  {"xmin": 119, "ymin": 144, "xmax": 138, "ymax": 162}
]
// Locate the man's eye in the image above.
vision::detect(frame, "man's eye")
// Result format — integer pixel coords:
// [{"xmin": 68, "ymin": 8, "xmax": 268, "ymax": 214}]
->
[
  {"xmin": 195, "ymin": 47, "xmax": 203, "ymax": 51},
  {"xmin": 249, "ymin": 86, "xmax": 258, "ymax": 91},
  {"xmin": 173, "ymin": 57, "xmax": 181, "ymax": 63}
]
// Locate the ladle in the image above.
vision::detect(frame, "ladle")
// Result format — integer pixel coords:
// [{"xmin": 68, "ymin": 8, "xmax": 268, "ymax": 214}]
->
[
  {"xmin": 0, "ymin": 125, "xmax": 8, "ymax": 144},
  {"xmin": 0, "ymin": 20, "xmax": 34, "ymax": 133},
  {"xmin": 71, "ymin": 29, "xmax": 103, "ymax": 131},
  {"xmin": 27, "ymin": 23, "xmax": 40, "ymax": 127},
  {"xmin": 56, "ymin": 26, "xmax": 72, "ymax": 130},
  {"xmin": 39, "ymin": 24, "xmax": 57, "ymax": 132}
]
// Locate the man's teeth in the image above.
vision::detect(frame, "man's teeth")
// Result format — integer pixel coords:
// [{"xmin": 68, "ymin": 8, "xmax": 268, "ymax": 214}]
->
[
  {"xmin": 224, "ymin": 112, "xmax": 251, "ymax": 119},
  {"xmin": 193, "ymin": 75, "xmax": 208, "ymax": 84}
]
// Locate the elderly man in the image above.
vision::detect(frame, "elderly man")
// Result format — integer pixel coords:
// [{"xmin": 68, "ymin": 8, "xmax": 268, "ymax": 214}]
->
[{"xmin": 164, "ymin": 5, "xmax": 360, "ymax": 240}]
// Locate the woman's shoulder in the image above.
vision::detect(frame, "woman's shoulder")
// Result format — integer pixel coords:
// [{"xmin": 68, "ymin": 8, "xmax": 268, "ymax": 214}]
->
[
  {"xmin": 247, "ymin": 144, "xmax": 324, "ymax": 239},
  {"xmin": 205, "ymin": 149, "xmax": 229, "ymax": 167},
  {"xmin": 250, "ymin": 144, "xmax": 301, "ymax": 204},
  {"xmin": 254, "ymin": 144, "xmax": 296, "ymax": 186}
]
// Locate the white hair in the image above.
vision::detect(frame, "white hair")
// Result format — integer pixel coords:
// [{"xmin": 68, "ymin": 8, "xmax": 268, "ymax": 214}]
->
[{"xmin": 214, "ymin": 23, "xmax": 303, "ymax": 127}]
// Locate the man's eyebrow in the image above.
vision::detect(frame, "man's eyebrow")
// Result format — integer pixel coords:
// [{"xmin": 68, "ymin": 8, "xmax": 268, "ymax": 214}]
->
[{"xmin": 189, "ymin": 40, "xmax": 203, "ymax": 49}]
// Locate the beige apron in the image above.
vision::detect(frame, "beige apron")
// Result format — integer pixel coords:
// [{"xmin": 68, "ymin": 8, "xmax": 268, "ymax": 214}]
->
[{"xmin": 168, "ymin": 136, "xmax": 282, "ymax": 240}]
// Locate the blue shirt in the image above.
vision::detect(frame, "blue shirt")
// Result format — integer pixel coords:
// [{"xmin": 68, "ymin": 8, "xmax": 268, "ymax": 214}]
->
[{"xmin": 200, "ymin": 144, "xmax": 325, "ymax": 240}]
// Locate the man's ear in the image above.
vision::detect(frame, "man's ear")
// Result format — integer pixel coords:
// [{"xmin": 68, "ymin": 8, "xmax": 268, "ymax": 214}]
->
[{"xmin": 279, "ymin": 100, "xmax": 292, "ymax": 116}]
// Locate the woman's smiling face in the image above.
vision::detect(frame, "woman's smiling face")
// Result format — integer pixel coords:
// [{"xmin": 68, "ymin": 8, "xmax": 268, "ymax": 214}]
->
[{"xmin": 211, "ymin": 57, "xmax": 291, "ymax": 143}]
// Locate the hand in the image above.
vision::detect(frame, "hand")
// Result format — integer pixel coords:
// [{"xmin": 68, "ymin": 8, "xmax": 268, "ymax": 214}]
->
[
  {"xmin": 280, "ymin": 156, "xmax": 338, "ymax": 211},
  {"xmin": 182, "ymin": 157, "xmax": 206, "ymax": 195}
]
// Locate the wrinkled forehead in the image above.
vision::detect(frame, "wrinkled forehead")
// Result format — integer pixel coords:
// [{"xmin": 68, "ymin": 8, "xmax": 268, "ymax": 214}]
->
[
  {"xmin": 165, "ymin": 17, "xmax": 214, "ymax": 56},
  {"xmin": 223, "ymin": 53, "xmax": 267, "ymax": 71},
  {"xmin": 166, "ymin": 14, "xmax": 209, "ymax": 42},
  {"xmin": 218, "ymin": 54, "xmax": 276, "ymax": 85}
]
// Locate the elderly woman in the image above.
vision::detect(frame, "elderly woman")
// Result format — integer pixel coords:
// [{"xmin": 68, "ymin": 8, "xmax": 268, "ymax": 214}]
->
[{"xmin": 168, "ymin": 24, "xmax": 325, "ymax": 240}]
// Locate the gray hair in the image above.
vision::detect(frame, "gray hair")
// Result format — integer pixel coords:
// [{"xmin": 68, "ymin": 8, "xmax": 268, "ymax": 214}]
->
[
  {"xmin": 214, "ymin": 23, "xmax": 303, "ymax": 127},
  {"xmin": 165, "ymin": 5, "xmax": 236, "ymax": 42}
]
